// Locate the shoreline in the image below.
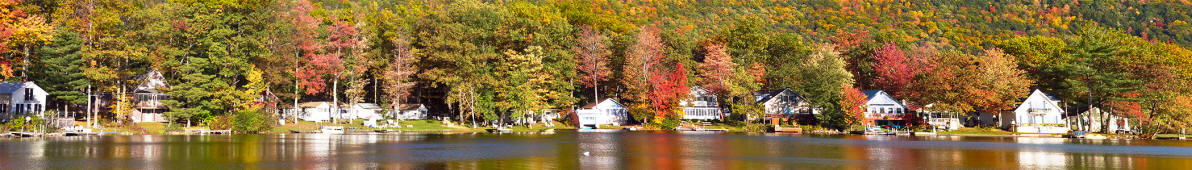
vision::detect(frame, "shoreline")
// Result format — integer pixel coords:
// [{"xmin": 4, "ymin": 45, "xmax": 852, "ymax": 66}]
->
[{"xmin": 5, "ymin": 129, "xmax": 1181, "ymax": 141}]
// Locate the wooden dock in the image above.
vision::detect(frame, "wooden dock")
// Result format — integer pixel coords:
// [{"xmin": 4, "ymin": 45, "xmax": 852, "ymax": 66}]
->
[
  {"xmin": 773, "ymin": 126, "xmax": 803, "ymax": 134},
  {"xmin": 9, "ymin": 132, "xmax": 44, "ymax": 137}
]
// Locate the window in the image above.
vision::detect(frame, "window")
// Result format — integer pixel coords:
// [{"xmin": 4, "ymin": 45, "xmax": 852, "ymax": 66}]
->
[{"xmin": 24, "ymin": 88, "xmax": 32, "ymax": 101}]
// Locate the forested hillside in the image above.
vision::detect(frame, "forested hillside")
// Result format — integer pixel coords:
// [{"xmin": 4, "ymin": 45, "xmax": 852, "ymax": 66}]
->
[{"xmin": 3, "ymin": 0, "xmax": 1191, "ymax": 135}]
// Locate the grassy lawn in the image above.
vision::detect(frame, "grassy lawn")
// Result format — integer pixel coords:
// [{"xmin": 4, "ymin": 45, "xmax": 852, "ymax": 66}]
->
[
  {"xmin": 1156, "ymin": 134, "xmax": 1189, "ymax": 138},
  {"xmin": 271, "ymin": 121, "xmax": 372, "ymax": 133},
  {"xmin": 95, "ymin": 122, "xmax": 190, "ymax": 135},
  {"xmin": 937, "ymin": 127, "xmax": 1015, "ymax": 136}
]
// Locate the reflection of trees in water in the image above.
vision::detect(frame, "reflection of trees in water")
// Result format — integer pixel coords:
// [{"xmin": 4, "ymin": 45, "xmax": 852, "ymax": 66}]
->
[{"xmin": 8, "ymin": 133, "xmax": 1192, "ymax": 169}]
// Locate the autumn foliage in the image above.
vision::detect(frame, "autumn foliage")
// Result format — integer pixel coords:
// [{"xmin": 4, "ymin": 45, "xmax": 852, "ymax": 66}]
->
[
  {"xmin": 649, "ymin": 63, "xmax": 689, "ymax": 120},
  {"xmin": 839, "ymin": 84, "xmax": 868, "ymax": 127},
  {"xmin": 698, "ymin": 43, "xmax": 735, "ymax": 95}
]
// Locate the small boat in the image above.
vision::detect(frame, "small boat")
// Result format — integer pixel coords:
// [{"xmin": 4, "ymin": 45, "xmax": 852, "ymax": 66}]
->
[
  {"xmin": 320, "ymin": 126, "xmax": 345, "ymax": 134},
  {"xmin": 540, "ymin": 129, "xmax": 555, "ymax": 133},
  {"xmin": 1068, "ymin": 130, "xmax": 1088, "ymax": 138}
]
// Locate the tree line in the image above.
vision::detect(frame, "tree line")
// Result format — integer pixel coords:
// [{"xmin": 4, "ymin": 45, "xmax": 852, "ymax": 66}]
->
[{"xmin": 3, "ymin": 0, "xmax": 1191, "ymax": 136}]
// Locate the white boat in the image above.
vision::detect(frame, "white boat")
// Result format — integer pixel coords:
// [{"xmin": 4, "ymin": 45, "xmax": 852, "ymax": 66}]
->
[{"xmin": 320, "ymin": 126, "xmax": 345, "ymax": 134}]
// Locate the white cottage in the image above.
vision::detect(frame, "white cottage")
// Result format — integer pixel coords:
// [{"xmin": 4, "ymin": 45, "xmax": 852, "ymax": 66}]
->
[
  {"xmin": 862, "ymin": 90, "xmax": 909, "ymax": 126},
  {"xmin": 1004, "ymin": 89, "xmax": 1068, "ymax": 133},
  {"xmin": 575, "ymin": 98, "xmax": 628, "ymax": 128},
  {"xmin": 393, "ymin": 103, "xmax": 429, "ymax": 120},
  {"xmin": 298, "ymin": 102, "xmax": 334, "ymax": 122},
  {"xmin": 132, "ymin": 70, "xmax": 169, "ymax": 123},
  {"xmin": 347, "ymin": 103, "xmax": 383, "ymax": 119},
  {"xmin": 680, "ymin": 86, "xmax": 722, "ymax": 120},
  {"xmin": 0, "ymin": 81, "xmax": 48, "ymax": 122}
]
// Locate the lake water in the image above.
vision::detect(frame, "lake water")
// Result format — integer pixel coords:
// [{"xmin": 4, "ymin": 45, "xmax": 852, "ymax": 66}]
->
[{"xmin": 2, "ymin": 131, "xmax": 1192, "ymax": 169}]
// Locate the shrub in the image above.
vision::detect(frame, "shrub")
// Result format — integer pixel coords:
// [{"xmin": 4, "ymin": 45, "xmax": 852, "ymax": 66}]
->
[
  {"xmin": 2, "ymin": 116, "xmax": 45, "ymax": 132},
  {"xmin": 232, "ymin": 110, "xmax": 273, "ymax": 134},
  {"xmin": 164, "ymin": 123, "xmax": 183, "ymax": 132},
  {"xmin": 207, "ymin": 115, "xmax": 232, "ymax": 130},
  {"xmin": 650, "ymin": 116, "xmax": 681, "ymax": 129},
  {"xmin": 744, "ymin": 124, "xmax": 770, "ymax": 132}
]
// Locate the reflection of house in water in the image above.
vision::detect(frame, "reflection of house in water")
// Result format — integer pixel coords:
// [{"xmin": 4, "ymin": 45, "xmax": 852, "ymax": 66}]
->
[
  {"xmin": 132, "ymin": 70, "xmax": 169, "ymax": 123},
  {"xmin": 578, "ymin": 133, "xmax": 621, "ymax": 169}
]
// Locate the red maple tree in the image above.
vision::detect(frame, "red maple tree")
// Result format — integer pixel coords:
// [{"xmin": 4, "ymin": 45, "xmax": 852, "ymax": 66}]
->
[
  {"xmin": 873, "ymin": 43, "xmax": 914, "ymax": 98},
  {"xmin": 840, "ymin": 84, "xmax": 868, "ymax": 126},
  {"xmin": 649, "ymin": 63, "xmax": 689, "ymax": 119}
]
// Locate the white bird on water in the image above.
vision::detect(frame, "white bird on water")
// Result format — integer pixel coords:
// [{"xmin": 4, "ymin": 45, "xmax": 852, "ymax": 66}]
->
[{"xmin": 583, "ymin": 151, "xmax": 590, "ymax": 156}]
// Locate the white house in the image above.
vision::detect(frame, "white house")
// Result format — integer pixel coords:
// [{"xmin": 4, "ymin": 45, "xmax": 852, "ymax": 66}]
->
[
  {"xmin": 575, "ymin": 98, "xmax": 628, "ymax": 128},
  {"xmin": 299, "ymin": 102, "xmax": 334, "ymax": 122},
  {"xmin": 680, "ymin": 86, "xmax": 722, "ymax": 120},
  {"xmin": 1004, "ymin": 89, "xmax": 1068, "ymax": 133},
  {"xmin": 132, "ymin": 70, "xmax": 169, "ymax": 123},
  {"xmin": 753, "ymin": 88, "xmax": 815, "ymax": 116},
  {"xmin": 919, "ymin": 104, "xmax": 963, "ymax": 130},
  {"xmin": 347, "ymin": 103, "xmax": 384, "ymax": 119},
  {"xmin": 862, "ymin": 90, "xmax": 909, "ymax": 126},
  {"xmin": 0, "ymin": 81, "xmax": 48, "ymax": 122},
  {"xmin": 393, "ymin": 103, "xmax": 429, "ymax": 120}
]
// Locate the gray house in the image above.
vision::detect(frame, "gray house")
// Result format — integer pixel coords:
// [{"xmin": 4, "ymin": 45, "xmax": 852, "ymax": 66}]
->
[{"xmin": 0, "ymin": 81, "xmax": 48, "ymax": 122}]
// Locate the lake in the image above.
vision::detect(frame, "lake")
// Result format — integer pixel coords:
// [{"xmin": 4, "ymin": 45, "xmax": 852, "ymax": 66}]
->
[{"xmin": 2, "ymin": 131, "xmax": 1192, "ymax": 169}]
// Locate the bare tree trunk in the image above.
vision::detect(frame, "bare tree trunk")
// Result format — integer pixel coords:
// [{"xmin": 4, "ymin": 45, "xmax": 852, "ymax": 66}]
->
[
  {"xmin": 86, "ymin": 85, "xmax": 92, "ymax": 128},
  {"xmin": 117, "ymin": 84, "xmax": 123, "ymax": 124},
  {"xmin": 332, "ymin": 73, "xmax": 340, "ymax": 123},
  {"xmin": 1103, "ymin": 107, "xmax": 1112, "ymax": 134},
  {"xmin": 294, "ymin": 53, "xmax": 300, "ymax": 123},
  {"xmin": 22, "ymin": 46, "xmax": 30, "ymax": 80}
]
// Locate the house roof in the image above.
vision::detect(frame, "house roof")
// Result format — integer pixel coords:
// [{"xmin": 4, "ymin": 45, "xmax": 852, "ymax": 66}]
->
[
  {"xmin": 398, "ymin": 104, "xmax": 425, "ymax": 111},
  {"xmin": 355, "ymin": 103, "xmax": 383, "ymax": 109},
  {"xmin": 1020, "ymin": 89, "xmax": 1065, "ymax": 114},
  {"xmin": 580, "ymin": 98, "xmax": 619, "ymax": 109},
  {"xmin": 689, "ymin": 86, "xmax": 714, "ymax": 96},
  {"xmin": 753, "ymin": 88, "xmax": 796, "ymax": 103},
  {"xmin": 134, "ymin": 70, "xmax": 168, "ymax": 93},
  {"xmin": 862, "ymin": 90, "xmax": 883, "ymax": 101},
  {"xmin": 299, "ymin": 102, "xmax": 331, "ymax": 108},
  {"xmin": 0, "ymin": 82, "xmax": 28, "ymax": 94}
]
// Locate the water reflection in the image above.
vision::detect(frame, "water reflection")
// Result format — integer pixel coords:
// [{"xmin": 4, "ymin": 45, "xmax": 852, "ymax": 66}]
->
[{"xmin": 2, "ymin": 132, "xmax": 1192, "ymax": 169}]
